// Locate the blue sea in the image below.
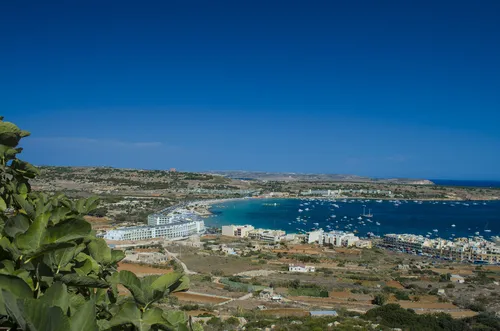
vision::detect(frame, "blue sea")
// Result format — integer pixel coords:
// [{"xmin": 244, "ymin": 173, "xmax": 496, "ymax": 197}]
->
[{"xmin": 206, "ymin": 198, "xmax": 500, "ymax": 239}]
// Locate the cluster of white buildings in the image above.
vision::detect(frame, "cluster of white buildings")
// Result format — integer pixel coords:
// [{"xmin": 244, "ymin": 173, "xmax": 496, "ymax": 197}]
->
[
  {"xmin": 288, "ymin": 264, "xmax": 315, "ymax": 273},
  {"xmin": 222, "ymin": 225, "xmax": 286, "ymax": 243},
  {"xmin": 300, "ymin": 189, "xmax": 392, "ymax": 197},
  {"xmin": 383, "ymin": 233, "xmax": 500, "ymax": 264},
  {"xmin": 221, "ymin": 225, "xmax": 371, "ymax": 248},
  {"xmin": 104, "ymin": 210, "xmax": 205, "ymax": 241},
  {"xmin": 307, "ymin": 229, "xmax": 372, "ymax": 248}
]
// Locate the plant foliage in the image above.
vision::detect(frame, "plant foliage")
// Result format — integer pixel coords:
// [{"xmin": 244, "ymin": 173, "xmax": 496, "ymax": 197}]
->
[{"xmin": 0, "ymin": 117, "xmax": 193, "ymax": 330}]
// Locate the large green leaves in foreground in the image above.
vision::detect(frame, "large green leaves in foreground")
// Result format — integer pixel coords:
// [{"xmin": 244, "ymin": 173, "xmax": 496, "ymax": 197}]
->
[{"xmin": 0, "ymin": 118, "xmax": 195, "ymax": 330}]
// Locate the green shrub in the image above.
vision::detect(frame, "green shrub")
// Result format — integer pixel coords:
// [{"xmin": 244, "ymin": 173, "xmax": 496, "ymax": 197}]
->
[{"xmin": 0, "ymin": 118, "xmax": 193, "ymax": 330}]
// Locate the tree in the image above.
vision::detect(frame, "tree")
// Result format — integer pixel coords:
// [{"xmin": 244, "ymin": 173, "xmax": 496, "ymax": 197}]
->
[
  {"xmin": 0, "ymin": 118, "xmax": 195, "ymax": 330},
  {"xmin": 373, "ymin": 293, "xmax": 388, "ymax": 306}
]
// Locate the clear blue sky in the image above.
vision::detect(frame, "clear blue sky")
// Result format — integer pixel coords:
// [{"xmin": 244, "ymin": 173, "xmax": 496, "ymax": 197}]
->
[{"xmin": 2, "ymin": 1, "xmax": 500, "ymax": 179}]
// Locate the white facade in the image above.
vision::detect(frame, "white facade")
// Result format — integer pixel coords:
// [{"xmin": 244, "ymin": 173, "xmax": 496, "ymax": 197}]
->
[
  {"xmin": 307, "ymin": 230, "xmax": 324, "ymax": 244},
  {"xmin": 105, "ymin": 212, "xmax": 205, "ymax": 241},
  {"xmin": 451, "ymin": 274, "xmax": 465, "ymax": 283},
  {"xmin": 289, "ymin": 264, "xmax": 315, "ymax": 273},
  {"xmin": 147, "ymin": 214, "xmax": 172, "ymax": 226},
  {"xmin": 249, "ymin": 229, "xmax": 286, "ymax": 242},
  {"xmin": 222, "ymin": 225, "xmax": 255, "ymax": 238},
  {"xmin": 323, "ymin": 230, "xmax": 361, "ymax": 247}
]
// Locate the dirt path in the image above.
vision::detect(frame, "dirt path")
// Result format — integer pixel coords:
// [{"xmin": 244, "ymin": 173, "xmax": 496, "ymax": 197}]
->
[{"xmin": 162, "ymin": 245, "xmax": 197, "ymax": 275}]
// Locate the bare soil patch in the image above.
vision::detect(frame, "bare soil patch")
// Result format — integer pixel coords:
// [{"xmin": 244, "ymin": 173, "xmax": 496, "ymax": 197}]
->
[
  {"xmin": 118, "ymin": 262, "xmax": 172, "ymax": 275},
  {"xmin": 398, "ymin": 302, "xmax": 457, "ymax": 309},
  {"xmin": 259, "ymin": 308, "xmax": 309, "ymax": 317},
  {"xmin": 173, "ymin": 292, "xmax": 230, "ymax": 304},
  {"xmin": 385, "ymin": 280, "xmax": 404, "ymax": 289}
]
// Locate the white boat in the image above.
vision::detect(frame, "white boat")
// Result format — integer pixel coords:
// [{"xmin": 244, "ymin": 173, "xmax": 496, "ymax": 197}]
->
[
  {"xmin": 475, "ymin": 231, "xmax": 480, "ymax": 235},
  {"xmin": 451, "ymin": 224, "xmax": 456, "ymax": 227},
  {"xmin": 433, "ymin": 229, "xmax": 438, "ymax": 232},
  {"xmin": 357, "ymin": 216, "xmax": 363, "ymax": 220},
  {"xmin": 305, "ymin": 208, "xmax": 309, "ymax": 211},
  {"xmin": 375, "ymin": 222, "xmax": 381, "ymax": 226},
  {"xmin": 484, "ymin": 229, "xmax": 492, "ymax": 233},
  {"xmin": 298, "ymin": 209, "xmax": 303, "ymax": 212}
]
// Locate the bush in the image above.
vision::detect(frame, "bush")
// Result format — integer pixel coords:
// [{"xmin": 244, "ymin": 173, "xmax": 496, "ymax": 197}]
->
[
  {"xmin": 0, "ymin": 118, "xmax": 193, "ymax": 330},
  {"xmin": 212, "ymin": 269, "xmax": 224, "ymax": 276},
  {"xmin": 180, "ymin": 304, "xmax": 200, "ymax": 311},
  {"xmin": 372, "ymin": 293, "xmax": 388, "ymax": 305},
  {"xmin": 364, "ymin": 304, "xmax": 470, "ymax": 330}
]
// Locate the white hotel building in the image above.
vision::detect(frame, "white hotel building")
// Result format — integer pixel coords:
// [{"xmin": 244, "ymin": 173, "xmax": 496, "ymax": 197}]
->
[{"xmin": 104, "ymin": 211, "xmax": 205, "ymax": 241}]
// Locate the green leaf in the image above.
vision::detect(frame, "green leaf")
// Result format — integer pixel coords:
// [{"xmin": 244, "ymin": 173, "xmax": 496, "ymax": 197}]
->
[
  {"xmin": 74, "ymin": 252, "xmax": 100, "ymax": 275},
  {"xmin": 0, "ymin": 274, "xmax": 33, "ymax": 315},
  {"xmin": 15, "ymin": 212, "xmax": 49, "ymax": 253},
  {"xmin": 13, "ymin": 193, "xmax": 36, "ymax": 218},
  {"xmin": 22, "ymin": 298, "xmax": 71, "ymax": 331},
  {"xmin": 118, "ymin": 270, "xmax": 146, "ymax": 306},
  {"xmin": 50, "ymin": 206, "xmax": 72, "ymax": 225},
  {"xmin": 170, "ymin": 275, "xmax": 190, "ymax": 293},
  {"xmin": 0, "ymin": 121, "xmax": 30, "ymax": 147},
  {"xmin": 44, "ymin": 244, "xmax": 81, "ymax": 272},
  {"xmin": 0, "ymin": 273, "xmax": 33, "ymax": 297},
  {"xmin": 140, "ymin": 275, "xmax": 163, "ymax": 306},
  {"xmin": 110, "ymin": 249, "xmax": 125, "ymax": 264},
  {"xmin": 151, "ymin": 272, "xmax": 184, "ymax": 292},
  {"xmin": 0, "ymin": 145, "xmax": 22, "ymax": 161},
  {"xmin": 70, "ymin": 298, "xmax": 98, "ymax": 331},
  {"xmin": 69, "ymin": 293, "xmax": 87, "ymax": 315},
  {"xmin": 75, "ymin": 199, "xmax": 86, "ymax": 214},
  {"xmin": 101, "ymin": 302, "xmax": 173, "ymax": 331},
  {"xmin": 88, "ymin": 238, "xmax": 112, "ymax": 265},
  {"xmin": 2, "ymin": 290, "xmax": 27, "ymax": 329},
  {"xmin": 141, "ymin": 307, "xmax": 170, "ymax": 330},
  {"xmin": 3, "ymin": 213, "xmax": 30, "ymax": 238},
  {"xmin": 60, "ymin": 274, "xmax": 109, "ymax": 288},
  {"xmin": 0, "ymin": 260, "xmax": 15, "ymax": 274},
  {"xmin": 0, "ymin": 196, "xmax": 6, "ymax": 211},
  {"xmin": 84, "ymin": 196, "xmax": 100, "ymax": 213},
  {"xmin": 39, "ymin": 282, "xmax": 69, "ymax": 313},
  {"xmin": 10, "ymin": 159, "xmax": 39, "ymax": 179},
  {"xmin": 163, "ymin": 310, "xmax": 188, "ymax": 328},
  {"xmin": 99, "ymin": 301, "xmax": 141, "ymax": 330},
  {"xmin": 43, "ymin": 218, "xmax": 91, "ymax": 245},
  {"xmin": 27, "ymin": 242, "xmax": 78, "ymax": 262},
  {"xmin": 0, "ymin": 236, "xmax": 21, "ymax": 260},
  {"xmin": 17, "ymin": 182, "xmax": 29, "ymax": 197}
]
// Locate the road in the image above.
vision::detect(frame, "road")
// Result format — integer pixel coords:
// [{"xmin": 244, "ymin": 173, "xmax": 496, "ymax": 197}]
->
[{"xmin": 162, "ymin": 246, "xmax": 197, "ymax": 275}]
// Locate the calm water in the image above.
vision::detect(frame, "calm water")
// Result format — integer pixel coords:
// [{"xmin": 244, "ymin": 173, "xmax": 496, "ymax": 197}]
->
[{"xmin": 207, "ymin": 198, "xmax": 500, "ymax": 239}]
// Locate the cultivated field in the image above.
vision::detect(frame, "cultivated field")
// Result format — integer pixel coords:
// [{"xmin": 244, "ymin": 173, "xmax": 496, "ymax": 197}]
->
[{"xmin": 118, "ymin": 262, "xmax": 172, "ymax": 275}]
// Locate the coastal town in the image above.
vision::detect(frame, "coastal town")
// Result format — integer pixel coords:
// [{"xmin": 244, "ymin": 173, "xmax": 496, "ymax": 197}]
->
[
  {"xmin": 29, "ymin": 166, "xmax": 500, "ymax": 329},
  {"xmin": 90, "ymin": 192, "xmax": 500, "ymax": 328}
]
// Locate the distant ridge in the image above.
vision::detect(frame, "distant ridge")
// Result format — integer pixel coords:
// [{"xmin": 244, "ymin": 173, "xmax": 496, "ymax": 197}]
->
[{"xmin": 204, "ymin": 170, "xmax": 434, "ymax": 185}]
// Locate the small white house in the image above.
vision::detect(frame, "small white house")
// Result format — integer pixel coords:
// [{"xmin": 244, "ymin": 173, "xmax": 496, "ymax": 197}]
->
[
  {"xmin": 289, "ymin": 264, "xmax": 315, "ymax": 273},
  {"xmin": 450, "ymin": 274, "xmax": 465, "ymax": 284}
]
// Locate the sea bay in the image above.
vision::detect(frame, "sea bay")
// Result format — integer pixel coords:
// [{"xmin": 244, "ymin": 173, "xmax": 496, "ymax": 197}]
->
[{"xmin": 206, "ymin": 198, "xmax": 500, "ymax": 239}]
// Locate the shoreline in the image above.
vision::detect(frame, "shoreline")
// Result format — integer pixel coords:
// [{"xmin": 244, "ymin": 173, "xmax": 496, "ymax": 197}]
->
[{"xmin": 174, "ymin": 196, "xmax": 500, "ymax": 219}]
